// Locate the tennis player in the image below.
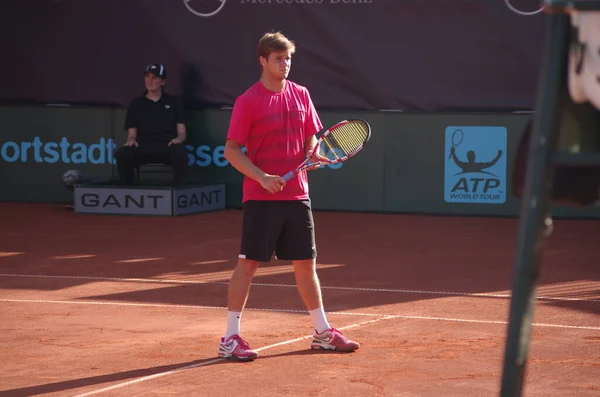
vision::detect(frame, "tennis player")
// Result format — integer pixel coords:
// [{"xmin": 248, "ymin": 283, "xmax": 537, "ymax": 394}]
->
[{"xmin": 219, "ymin": 31, "xmax": 360, "ymax": 361}]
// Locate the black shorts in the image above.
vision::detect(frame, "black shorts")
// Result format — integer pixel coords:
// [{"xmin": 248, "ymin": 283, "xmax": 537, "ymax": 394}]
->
[{"xmin": 239, "ymin": 200, "xmax": 317, "ymax": 263}]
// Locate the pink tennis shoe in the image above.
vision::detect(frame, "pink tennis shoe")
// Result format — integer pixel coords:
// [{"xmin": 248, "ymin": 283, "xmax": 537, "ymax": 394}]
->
[
  {"xmin": 218, "ymin": 334, "xmax": 259, "ymax": 361},
  {"xmin": 311, "ymin": 328, "xmax": 360, "ymax": 352}
]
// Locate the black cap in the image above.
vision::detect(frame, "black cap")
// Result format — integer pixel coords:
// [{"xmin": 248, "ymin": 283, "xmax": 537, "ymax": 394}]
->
[{"xmin": 144, "ymin": 64, "xmax": 167, "ymax": 79}]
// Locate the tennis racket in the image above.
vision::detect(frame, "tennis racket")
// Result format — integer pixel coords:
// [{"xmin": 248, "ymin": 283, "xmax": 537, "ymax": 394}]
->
[
  {"xmin": 448, "ymin": 128, "xmax": 464, "ymax": 159},
  {"xmin": 282, "ymin": 119, "xmax": 371, "ymax": 182}
]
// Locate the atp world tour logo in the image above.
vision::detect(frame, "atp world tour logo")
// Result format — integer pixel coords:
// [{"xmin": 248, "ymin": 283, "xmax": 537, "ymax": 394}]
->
[{"xmin": 444, "ymin": 126, "xmax": 507, "ymax": 204}]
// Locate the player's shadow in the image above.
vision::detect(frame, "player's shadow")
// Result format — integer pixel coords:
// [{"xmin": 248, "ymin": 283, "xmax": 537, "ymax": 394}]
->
[
  {"xmin": 0, "ymin": 350, "xmax": 352, "ymax": 396},
  {"xmin": 259, "ymin": 349, "xmax": 357, "ymax": 359},
  {"xmin": 0, "ymin": 358, "xmax": 231, "ymax": 397}
]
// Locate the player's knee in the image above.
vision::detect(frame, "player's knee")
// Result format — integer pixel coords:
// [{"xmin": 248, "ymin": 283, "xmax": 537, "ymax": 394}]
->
[
  {"xmin": 292, "ymin": 259, "xmax": 316, "ymax": 272},
  {"xmin": 237, "ymin": 258, "xmax": 260, "ymax": 275}
]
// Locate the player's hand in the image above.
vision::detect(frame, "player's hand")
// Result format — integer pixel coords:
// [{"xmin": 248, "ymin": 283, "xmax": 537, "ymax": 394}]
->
[
  {"xmin": 260, "ymin": 174, "xmax": 285, "ymax": 194},
  {"xmin": 169, "ymin": 138, "xmax": 183, "ymax": 146},
  {"xmin": 125, "ymin": 138, "xmax": 138, "ymax": 147},
  {"xmin": 498, "ymin": 149, "xmax": 503, "ymax": 155},
  {"xmin": 306, "ymin": 155, "xmax": 321, "ymax": 171},
  {"xmin": 450, "ymin": 146, "xmax": 455, "ymax": 154}
]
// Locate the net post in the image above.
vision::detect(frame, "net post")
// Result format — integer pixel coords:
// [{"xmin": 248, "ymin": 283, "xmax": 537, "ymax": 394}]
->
[{"xmin": 499, "ymin": 11, "xmax": 570, "ymax": 397}]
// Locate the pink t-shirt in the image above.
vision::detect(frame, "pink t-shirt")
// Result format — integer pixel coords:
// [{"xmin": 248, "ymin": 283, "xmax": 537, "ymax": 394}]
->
[{"xmin": 226, "ymin": 80, "xmax": 323, "ymax": 202}]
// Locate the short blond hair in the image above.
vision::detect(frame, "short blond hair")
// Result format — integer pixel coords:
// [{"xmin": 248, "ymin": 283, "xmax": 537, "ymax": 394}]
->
[{"xmin": 257, "ymin": 31, "xmax": 296, "ymax": 60}]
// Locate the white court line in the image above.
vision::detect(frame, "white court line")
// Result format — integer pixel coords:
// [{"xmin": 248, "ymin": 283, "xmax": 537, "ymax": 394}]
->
[
  {"xmin": 71, "ymin": 316, "xmax": 396, "ymax": 397},
  {"xmin": 1, "ymin": 298, "xmax": 599, "ymax": 331},
  {"xmin": 1, "ymin": 273, "xmax": 598, "ymax": 303}
]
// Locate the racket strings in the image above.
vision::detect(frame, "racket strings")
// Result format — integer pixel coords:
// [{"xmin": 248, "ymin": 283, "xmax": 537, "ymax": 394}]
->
[{"xmin": 318, "ymin": 122, "xmax": 369, "ymax": 159}]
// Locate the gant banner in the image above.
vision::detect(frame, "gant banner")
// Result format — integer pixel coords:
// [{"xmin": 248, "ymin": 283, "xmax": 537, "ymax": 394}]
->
[{"xmin": 1, "ymin": 0, "xmax": 546, "ymax": 111}]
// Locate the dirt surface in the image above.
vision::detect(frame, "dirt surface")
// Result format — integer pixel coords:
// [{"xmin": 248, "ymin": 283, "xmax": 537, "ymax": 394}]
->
[{"xmin": 0, "ymin": 203, "xmax": 598, "ymax": 396}]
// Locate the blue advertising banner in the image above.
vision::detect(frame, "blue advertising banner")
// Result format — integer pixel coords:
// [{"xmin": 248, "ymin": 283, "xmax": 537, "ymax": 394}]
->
[{"xmin": 444, "ymin": 126, "xmax": 508, "ymax": 204}]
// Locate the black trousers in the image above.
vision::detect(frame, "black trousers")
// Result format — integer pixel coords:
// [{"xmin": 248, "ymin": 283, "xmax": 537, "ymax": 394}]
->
[{"xmin": 115, "ymin": 142, "xmax": 188, "ymax": 185}]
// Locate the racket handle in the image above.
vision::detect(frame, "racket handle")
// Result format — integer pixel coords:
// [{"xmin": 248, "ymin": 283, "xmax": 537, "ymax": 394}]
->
[{"xmin": 282, "ymin": 170, "xmax": 295, "ymax": 182}]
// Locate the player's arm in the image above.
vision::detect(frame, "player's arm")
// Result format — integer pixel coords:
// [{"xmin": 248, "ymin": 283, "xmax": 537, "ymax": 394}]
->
[
  {"xmin": 304, "ymin": 89, "xmax": 322, "ymax": 167},
  {"xmin": 224, "ymin": 139, "xmax": 267, "ymax": 182},
  {"xmin": 224, "ymin": 96, "xmax": 264, "ymax": 182},
  {"xmin": 225, "ymin": 139, "xmax": 284, "ymax": 194},
  {"xmin": 304, "ymin": 134, "xmax": 320, "ymax": 169},
  {"xmin": 305, "ymin": 134, "xmax": 318, "ymax": 156},
  {"xmin": 224, "ymin": 97, "xmax": 284, "ymax": 193}
]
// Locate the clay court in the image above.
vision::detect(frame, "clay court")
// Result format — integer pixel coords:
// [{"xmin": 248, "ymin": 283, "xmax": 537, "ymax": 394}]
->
[{"xmin": 0, "ymin": 203, "xmax": 598, "ymax": 397}]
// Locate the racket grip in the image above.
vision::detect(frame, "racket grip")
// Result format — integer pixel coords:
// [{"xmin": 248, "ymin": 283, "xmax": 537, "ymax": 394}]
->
[{"xmin": 282, "ymin": 170, "xmax": 295, "ymax": 182}]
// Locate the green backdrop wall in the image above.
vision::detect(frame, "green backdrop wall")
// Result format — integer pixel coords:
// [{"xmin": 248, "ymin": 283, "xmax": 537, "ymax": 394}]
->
[{"xmin": 1, "ymin": 106, "xmax": 599, "ymax": 218}]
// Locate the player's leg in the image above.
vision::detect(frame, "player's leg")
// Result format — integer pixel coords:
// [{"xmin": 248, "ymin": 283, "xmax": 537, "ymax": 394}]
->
[
  {"xmin": 219, "ymin": 200, "xmax": 283, "ymax": 361},
  {"xmin": 219, "ymin": 256, "xmax": 260, "ymax": 361},
  {"xmin": 277, "ymin": 200, "xmax": 323, "ymax": 318},
  {"xmin": 229, "ymin": 200, "xmax": 282, "ymax": 313},
  {"xmin": 277, "ymin": 200, "xmax": 360, "ymax": 352}
]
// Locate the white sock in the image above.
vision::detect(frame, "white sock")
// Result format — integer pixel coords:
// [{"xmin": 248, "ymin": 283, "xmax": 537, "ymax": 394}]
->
[
  {"xmin": 309, "ymin": 307, "xmax": 330, "ymax": 334},
  {"xmin": 225, "ymin": 311, "xmax": 242, "ymax": 339}
]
